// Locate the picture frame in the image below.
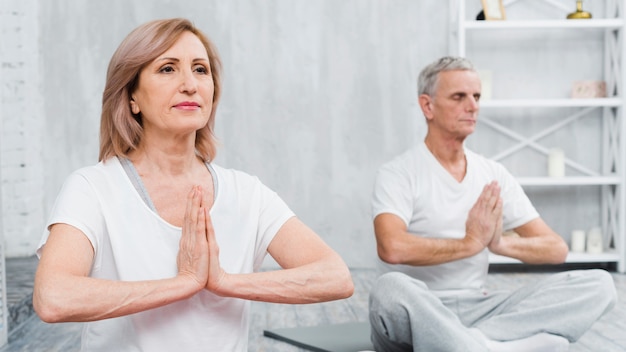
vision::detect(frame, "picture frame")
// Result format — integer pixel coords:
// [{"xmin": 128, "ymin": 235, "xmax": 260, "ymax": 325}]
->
[{"xmin": 481, "ymin": 0, "xmax": 506, "ymax": 20}]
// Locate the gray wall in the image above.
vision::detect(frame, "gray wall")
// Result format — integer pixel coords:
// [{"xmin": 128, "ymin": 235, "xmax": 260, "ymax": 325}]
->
[
  {"xmin": 0, "ymin": 0, "xmax": 610, "ymax": 267},
  {"xmin": 0, "ymin": 0, "xmax": 46, "ymax": 257},
  {"xmin": 34, "ymin": 1, "xmax": 449, "ymax": 268}
]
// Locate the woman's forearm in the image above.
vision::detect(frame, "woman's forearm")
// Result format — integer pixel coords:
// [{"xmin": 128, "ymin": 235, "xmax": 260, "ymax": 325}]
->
[
  {"xmin": 34, "ymin": 273, "xmax": 201, "ymax": 323},
  {"xmin": 212, "ymin": 254, "xmax": 353, "ymax": 304}
]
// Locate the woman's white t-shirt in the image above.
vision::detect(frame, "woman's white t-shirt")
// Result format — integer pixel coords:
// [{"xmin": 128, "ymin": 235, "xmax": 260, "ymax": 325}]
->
[
  {"xmin": 372, "ymin": 142, "xmax": 538, "ymax": 293},
  {"xmin": 37, "ymin": 157, "xmax": 294, "ymax": 351}
]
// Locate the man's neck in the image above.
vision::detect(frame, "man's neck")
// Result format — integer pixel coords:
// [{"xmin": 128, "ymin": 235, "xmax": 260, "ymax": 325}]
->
[{"xmin": 424, "ymin": 135, "xmax": 467, "ymax": 182}]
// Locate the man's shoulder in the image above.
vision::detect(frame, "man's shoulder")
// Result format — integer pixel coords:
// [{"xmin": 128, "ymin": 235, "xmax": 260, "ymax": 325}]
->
[
  {"xmin": 465, "ymin": 148, "xmax": 517, "ymax": 186},
  {"xmin": 379, "ymin": 144, "xmax": 424, "ymax": 171},
  {"xmin": 465, "ymin": 148, "xmax": 506, "ymax": 171}
]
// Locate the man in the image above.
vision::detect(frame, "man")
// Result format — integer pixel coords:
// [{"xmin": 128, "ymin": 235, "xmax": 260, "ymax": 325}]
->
[{"xmin": 369, "ymin": 56, "xmax": 616, "ymax": 352}]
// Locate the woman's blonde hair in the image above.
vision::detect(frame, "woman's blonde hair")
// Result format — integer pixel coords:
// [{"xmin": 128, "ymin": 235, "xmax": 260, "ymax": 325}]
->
[{"xmin": 99, "ymin": 18, "xmax": 222, "ymax": 162}]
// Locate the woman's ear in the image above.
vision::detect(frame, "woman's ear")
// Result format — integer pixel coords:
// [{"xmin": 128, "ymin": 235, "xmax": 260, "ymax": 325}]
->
[{"xmin": 130, "ymin": 98, "xmax": 140, "ymax": 115}]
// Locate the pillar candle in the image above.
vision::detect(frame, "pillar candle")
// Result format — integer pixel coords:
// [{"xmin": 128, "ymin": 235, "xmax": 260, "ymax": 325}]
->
[
  {"xmin": 586, "ymin": 227, "xmax": 603, "ymax": 254},
  {"xmin": 570, "ymin": 230, "xmax": 586, "ymax": 252},
  {"xmin": 548, "ymin": 148, "xmax": 565, "ymax": 177},
  {"xmin": 478, "ymin": 70, "xmax": 493, "ymax": 100}
]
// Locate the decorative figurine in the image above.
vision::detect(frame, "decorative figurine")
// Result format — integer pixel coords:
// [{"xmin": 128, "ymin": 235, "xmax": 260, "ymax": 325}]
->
[{"xmin": 567, "ymin": 0, "xmax": 592, "ymax": 19}]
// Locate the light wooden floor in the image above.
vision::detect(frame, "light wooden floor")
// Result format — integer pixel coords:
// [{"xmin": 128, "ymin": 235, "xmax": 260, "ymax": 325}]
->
[{"xmin": 1, "ymin": 265, "xmax": 625, "ymax": 351}]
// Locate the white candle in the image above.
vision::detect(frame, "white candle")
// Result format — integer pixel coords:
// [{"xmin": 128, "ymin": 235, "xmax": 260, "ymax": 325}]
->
[
  {"xmin": 570, "ymin": 230, "xmax": 586, "ymax": 252},
  {"xmin": 478, "ymin": 70, "xmax": 493, "ymax": 100},
  {"xmin": 548, "ymin": 148, "xmax": 565, "ymax": 177},
  {"xmin": 586, "ymin": 227, "xmax": 603, "ymax": 254}
]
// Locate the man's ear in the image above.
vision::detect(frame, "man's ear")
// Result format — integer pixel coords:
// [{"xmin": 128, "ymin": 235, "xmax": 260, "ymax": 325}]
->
[{"xmin": 418, "ymin": 94, "xmax": 434, "ymax": 121}]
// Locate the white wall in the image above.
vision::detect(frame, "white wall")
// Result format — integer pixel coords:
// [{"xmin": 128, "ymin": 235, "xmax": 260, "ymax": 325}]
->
[
  {"xmin": 0, "ymin": 0, "xmax": 45, "ymax": 257},
  {"xmin": 0, "ymin": 0, "xmax": 611, "ymax": 267},
  {"xmin": 26, "ymin": 0, "xmax": 449, "ymax": 268}
]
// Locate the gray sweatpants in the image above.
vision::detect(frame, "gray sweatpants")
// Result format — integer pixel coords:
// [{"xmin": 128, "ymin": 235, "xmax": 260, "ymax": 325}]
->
[{"xmin": 368, "ymin": 270, "xmax": 617, "ymax": 352}]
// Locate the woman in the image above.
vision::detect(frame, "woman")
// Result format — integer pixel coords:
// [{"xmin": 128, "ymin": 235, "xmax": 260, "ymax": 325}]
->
[{"xmin": 33, "ymin": 18, "xmax": 353, "ymax": 351}]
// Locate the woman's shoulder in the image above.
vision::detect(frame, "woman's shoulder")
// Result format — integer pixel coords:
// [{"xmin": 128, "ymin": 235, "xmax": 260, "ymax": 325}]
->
[
  {"xmin": 63, "ymin": 157, "xmax": 125, "ymax": 188},
  {"xmin": 209, "ymin": 163, "xmax": 264, "ymax": 186},
  {"xmin": 69, "ymin": 157, "xmax": 120, "ymax": 176}
]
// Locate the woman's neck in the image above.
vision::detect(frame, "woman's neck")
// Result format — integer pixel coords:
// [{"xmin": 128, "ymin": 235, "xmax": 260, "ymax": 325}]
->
[{"xmin": 128, "ymin": 136, "xmax": 201, "ymax": 177}]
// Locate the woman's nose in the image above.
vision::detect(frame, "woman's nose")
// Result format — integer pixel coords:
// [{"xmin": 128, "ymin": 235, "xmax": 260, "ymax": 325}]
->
[{"xmin": 179, "ymin": 69, "xmax": 197, "ymax": 94}]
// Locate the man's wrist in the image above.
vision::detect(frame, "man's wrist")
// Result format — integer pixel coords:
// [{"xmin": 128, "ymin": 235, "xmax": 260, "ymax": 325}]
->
[{"xmin": 464, "ymin": 234, "xmax": 486, "ymax": 254}]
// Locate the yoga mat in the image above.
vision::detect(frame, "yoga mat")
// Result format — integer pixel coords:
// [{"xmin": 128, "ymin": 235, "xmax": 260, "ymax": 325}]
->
[{"xmin": 263, "ymin": 322, "xmax": 374, "ymax": 352}]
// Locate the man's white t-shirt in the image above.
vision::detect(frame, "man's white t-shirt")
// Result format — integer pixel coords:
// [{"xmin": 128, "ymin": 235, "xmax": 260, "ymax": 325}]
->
[
  {"xmin": 372, "ymin": 142, "xmax": 538, "ymax": 293},
  {"xmin": 37, "ymin": 157, "xmax": 294, "ymax": 352}
]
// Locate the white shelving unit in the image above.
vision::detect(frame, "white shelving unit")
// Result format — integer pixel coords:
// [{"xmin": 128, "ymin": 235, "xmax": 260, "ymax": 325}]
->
[{"xmin": 452, "ymin": 0, "xmax": 626, "ymax": 272}]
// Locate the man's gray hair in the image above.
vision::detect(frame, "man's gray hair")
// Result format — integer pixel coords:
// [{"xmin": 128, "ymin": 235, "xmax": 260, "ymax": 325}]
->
[{"xmin": 418, "ymin": 56, "xmax": 476, "ymax": 96}]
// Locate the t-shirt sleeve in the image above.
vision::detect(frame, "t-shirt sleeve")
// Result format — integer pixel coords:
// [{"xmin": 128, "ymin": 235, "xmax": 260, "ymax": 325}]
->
[
  {"xmin": 253, "ymin": 181, "xmax": 295, "ymax": 270},
  {"xmin": 371, "ymin": 162, "xmax": 413, "ymax": 226},
  {"xmin": 36, "ymin": 171, "xmax": 104, "ymax": 258},
  {"xmin": 497, "ymin": 163, "xmax": 540, "ymax": 230}
]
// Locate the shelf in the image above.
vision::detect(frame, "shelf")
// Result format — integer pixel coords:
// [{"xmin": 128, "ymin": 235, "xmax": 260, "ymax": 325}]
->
[
  {"xmin": 489, "ymin": 251, "xmax": 620, "ymax": 264},
  {"xmin": 463, "ymin": 19, "xmax": 624, "ymax": 30},
  {"xmin": 456, "ymin": 0, "xmax": 626, "ymax": 273},
  {"xmin": 480, "ymin": 98, "xmax": 622, "ymax": 108},
  {"xmin": 517, "ymin": 176, "xmax": 622, "ymax": 186}
]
